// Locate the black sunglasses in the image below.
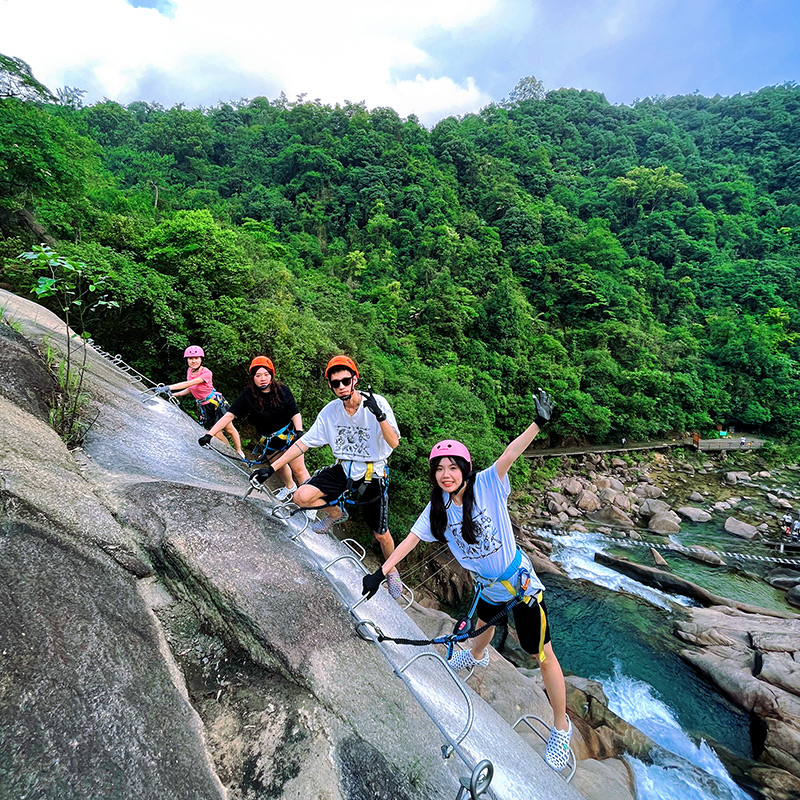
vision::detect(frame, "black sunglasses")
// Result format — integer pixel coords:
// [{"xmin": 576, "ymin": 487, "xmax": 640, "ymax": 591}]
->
[{"xmin": 328, "ymin": 376, "xmax": 353, "ymax": 388}]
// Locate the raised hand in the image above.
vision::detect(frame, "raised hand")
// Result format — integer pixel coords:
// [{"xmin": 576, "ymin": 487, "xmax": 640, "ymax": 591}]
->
[
  {"xmin": 533, "ymin": 388, "xmax": 555, "ymax": 428},
  {"xmin": 362, "ymin": 386, "xmax": 386, "ymax": 422}
]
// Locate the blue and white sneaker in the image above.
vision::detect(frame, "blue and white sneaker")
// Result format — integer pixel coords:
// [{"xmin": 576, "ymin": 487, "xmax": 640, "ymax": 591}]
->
[
  {"xmin": 544, "ymin": 718, "xmax": 573, "ymax": 771},
  {"xmin": 448, "ymin": 649, "xmax": 489, "ymax": 671}
]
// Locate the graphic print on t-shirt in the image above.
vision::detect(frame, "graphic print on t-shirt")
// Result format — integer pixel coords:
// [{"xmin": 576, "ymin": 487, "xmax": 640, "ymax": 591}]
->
[
  {"xmin": 449, "ymin": 507, "xmax": 502, "ymax": 561},
  {"xmin": 334, "ymin": 425, "xmax": 370, "ymax": 458}
]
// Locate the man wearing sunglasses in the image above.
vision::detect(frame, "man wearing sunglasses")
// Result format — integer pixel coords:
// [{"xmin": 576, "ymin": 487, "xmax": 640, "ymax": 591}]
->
[{"xmin": 251, "ymin": 355, "xmax": 403, "ymax": 597}]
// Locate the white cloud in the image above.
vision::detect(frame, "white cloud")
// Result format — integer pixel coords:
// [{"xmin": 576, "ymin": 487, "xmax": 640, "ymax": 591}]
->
[{"xmin": 0, "ymin": 0, "xmax": 497, "ymax": 121}]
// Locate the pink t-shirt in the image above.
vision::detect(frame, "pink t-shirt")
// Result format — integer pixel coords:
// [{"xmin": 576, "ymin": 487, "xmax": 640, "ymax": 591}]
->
[{"xmin": 187, "ymin": 366, "xmax": 215, "ymax": 402}]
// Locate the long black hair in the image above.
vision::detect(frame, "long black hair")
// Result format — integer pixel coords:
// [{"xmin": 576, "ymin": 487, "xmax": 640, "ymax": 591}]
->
[
  {"xmin": 429, "ymin": 455, "xmax": 477, "ymax": 544},
  {"xmin": 248, "ymin": 366, "xmax": 285, "ymax": 413}
]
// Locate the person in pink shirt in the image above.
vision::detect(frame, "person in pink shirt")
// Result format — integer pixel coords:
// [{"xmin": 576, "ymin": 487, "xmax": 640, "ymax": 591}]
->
[{"xmin": 158, "ymin": 345, "xmax": 244, "ymax": 457}]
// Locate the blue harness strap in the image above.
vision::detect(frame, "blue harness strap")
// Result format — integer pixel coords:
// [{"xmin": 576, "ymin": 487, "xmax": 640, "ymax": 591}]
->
[{"xmin": 468, "ymin": 548, "xmax": 548, "ymax": 662}]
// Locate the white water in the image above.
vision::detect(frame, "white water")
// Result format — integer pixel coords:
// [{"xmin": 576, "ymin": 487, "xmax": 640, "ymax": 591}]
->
[
  {"xmin": 599, "ymin": 663, "xmax": 751, "ymax": 800},
  {"xmin": 543, "ymin": 530, "xmax": 696, "ymax": 609}
]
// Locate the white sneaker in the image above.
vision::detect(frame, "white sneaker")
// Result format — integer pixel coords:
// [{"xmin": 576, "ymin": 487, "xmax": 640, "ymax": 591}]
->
[
  {"xmin": 448, "ymin": 649, "xmax": 489, "ymax": 671},
  {"xmin": 544, "ymin": 719, "xmax": 573, "ymax": 771},
  {"xmin": 274, "ymin": 484, "xmax": 297, "ymax": 502}
]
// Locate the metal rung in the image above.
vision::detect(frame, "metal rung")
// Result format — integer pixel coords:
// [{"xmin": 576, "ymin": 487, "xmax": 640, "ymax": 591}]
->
[
  {"xmin": 398, "ymin": 651, "xmax": 475, "ymax": 747},
  {"xmin": 342, "ymin": 538, "xmax": 366, "ymax": 560},
  {"xmin": 513, "ymin": 714, "xmax": 576, "ymax": 782}
]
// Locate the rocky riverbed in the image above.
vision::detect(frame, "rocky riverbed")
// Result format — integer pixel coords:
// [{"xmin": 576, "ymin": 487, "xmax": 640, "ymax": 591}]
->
[{"xmin": 504, "ymin": 448, "xmax": 800, "ymax": 799}]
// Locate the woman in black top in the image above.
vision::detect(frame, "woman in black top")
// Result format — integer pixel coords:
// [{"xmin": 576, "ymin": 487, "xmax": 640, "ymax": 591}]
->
[{"xmin": 201, "ymin": 356, "xmax": 310, "ymax": 500}]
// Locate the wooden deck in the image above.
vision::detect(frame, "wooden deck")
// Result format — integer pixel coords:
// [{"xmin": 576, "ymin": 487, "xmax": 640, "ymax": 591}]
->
[{"xmin": 525, "ymin": 436, "xmax": 765, "ymax": 459}]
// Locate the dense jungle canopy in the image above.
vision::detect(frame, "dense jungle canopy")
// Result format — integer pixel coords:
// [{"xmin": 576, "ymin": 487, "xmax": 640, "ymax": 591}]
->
[{"xmin": 1, "ymin": 56, "xmax": 799, "ymax": 518}]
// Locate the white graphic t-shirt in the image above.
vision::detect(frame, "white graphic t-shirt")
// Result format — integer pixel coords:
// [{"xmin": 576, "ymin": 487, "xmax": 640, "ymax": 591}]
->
[
  {"xmin": 302, "ymin": 393, "xmax": 399, "ymax": 480},
  {"xmin": 411, "ymin": 463, "xmax": 544, "ymax": 603}
]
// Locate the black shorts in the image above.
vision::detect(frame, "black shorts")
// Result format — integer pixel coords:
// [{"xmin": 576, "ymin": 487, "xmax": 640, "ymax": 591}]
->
[
  {"xmin": 476, "ymin": 595, "xmax": 551, "ymax": 657},
  {"xmin": 199, "ymin": 396, "xmax": 230, "ymax": 430},
  {"xmin": 306, "ymin": 464, "xmax": 389, "ymax": 535}
]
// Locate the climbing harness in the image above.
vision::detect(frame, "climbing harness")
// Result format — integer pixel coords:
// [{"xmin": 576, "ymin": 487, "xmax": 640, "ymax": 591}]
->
[
  {"xmin": 203, "ymin": 423, "xmax": 300, "ymax": 467},
  {"xmin": 369, "ymin": 549, "xmax": 548, "ymax": 662},
  {"xmin": 255, "ymin": 466, "xmax": 390, "ymax": 519},
  {"xmin": 249, "ymin": 423, "xmax": 300, "ymax": 464}
]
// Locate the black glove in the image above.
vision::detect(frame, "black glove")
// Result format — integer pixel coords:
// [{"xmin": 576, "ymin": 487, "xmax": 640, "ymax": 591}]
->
[
  {"xmin": 363, "ymin": 386, "xmax": 386, "ymax": 422},
  {"xmin": 198, "ymin": 434, "xmax": 212, "ymax": 447},
  {"xmin": 362, "ymin": 566, "xmax": 385, "ymax": 599},
  {"xmin": 251, "ymin": 465, "xmax": 274, "ymax": 485},
  {"xmin": 533, "ymin": 388, "xmax": 555, "ymax": 429}
]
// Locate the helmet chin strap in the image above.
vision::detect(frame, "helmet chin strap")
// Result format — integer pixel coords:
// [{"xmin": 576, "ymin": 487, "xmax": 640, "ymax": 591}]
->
[{"xmin": 444, "ymin": 469, "xmax": 473, "ymax": 509}]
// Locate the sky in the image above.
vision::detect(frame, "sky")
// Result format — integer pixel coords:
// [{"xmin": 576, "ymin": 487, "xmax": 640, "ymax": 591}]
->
[{"xmin": 1, "ymin": 0, "xmax": 799, "ymax": 124}]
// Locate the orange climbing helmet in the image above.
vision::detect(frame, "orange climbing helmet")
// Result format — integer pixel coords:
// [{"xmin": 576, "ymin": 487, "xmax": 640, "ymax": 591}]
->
[
  {"xmin": 249, "ymin": 356, "xmax": 275, "ymax": 375},
  {"xmin": 325, "ymin": 355, "xmax": 359, "ymax": 380}
]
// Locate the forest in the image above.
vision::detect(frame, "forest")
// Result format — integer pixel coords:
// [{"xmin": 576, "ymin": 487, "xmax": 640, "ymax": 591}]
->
[{"xmin": 1, "ymin": 55, "xmax": 799, "ymax": 519}]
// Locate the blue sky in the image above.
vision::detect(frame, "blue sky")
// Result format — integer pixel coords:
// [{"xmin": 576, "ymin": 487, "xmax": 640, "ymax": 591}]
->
[{"xmin": 0, "ymin": 0, "xmax": 798, "ymax": 123}]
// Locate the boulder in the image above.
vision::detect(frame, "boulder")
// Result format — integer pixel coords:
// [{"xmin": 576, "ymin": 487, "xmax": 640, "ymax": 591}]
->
[
  {"xmin": 712, "ymin": 501, "xmax": 732, "ymax": 512},
  {"xmin": 610, "ymin": 457, "xmax": 626, "ymax": 468},
  {"xmin": 612, "ymin": 495, "xmax": 632, "ymax": 513},
  {"xmin": 724, "ymin": 517, "xmax": 758, "ymax": 540},
  {"xmin": 633, "ymin": 484, "xmax": 663, "ymax": 499},
  {"xmin": 548, "ymin": 499, "xmax": 564, "ymax": 514},
  {"xmin": 564, "ymin": 477, "xmax": 583, "ymax": 496},
  {"xmin": 724, "ymin": 471, "xmax": 751, "ymax": 485},
  {"xmin": 547, "ymin": 491, "xmax": 569, "ymax": 507},
  {"xmin": 648, "ymin": 513, "xmax": 681, "ymax": 534},
  {"xmin": 638, "ymin": 499, "xmax": 671, "ymax": 519},
  {"xmin": 787, "ymin": 586, "xmax": 800, "ymax": 609},
  {"xmin": 766, "ymin": 568, "xmax": 800, "ymax": 590},
  {"xmin": 689, "ymin": 491, "xmax": 704, "ymax": 502},
  {"xmin": 565, "ymin": 506, "xmax": 581, "ymax": 518},
  {"xmin": 650, "ymin": 548, "xmax": 669, "ymax": 568},
  {"xmin": 596, "ymin": 477, "xmax": 624, "ymax": 492},
  {"xmin": 678, "ymin": 463, "xmax": 696, "ymax": 475},
  {"xmin": 586, "ymin": 506, "xmax": 635, "ymax": 529},
  {"xmin": 576, "ymin": 490, "xmax": 602, "ymax": 512},
  {"xmin": 569, "ymin": 523, "xmax": 589, "ymax": 533},
  {"xmin": 676, "ymin": 507, "xmax": 713, "ymax": 523},
  {"xmin": 684, "ymin": 546, "xmax": 726, "ymax": 566},
  {"xmin": 597, "ymin": 487, "xmax": 619, "ymax": 503}
]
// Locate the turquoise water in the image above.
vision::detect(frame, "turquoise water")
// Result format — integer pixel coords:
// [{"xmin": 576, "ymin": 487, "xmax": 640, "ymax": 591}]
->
[{"xmin": 540, "ymin": 573, "xmax": 754, "ymax": 759}]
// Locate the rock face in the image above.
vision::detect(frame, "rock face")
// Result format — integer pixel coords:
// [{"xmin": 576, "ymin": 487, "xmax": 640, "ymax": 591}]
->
[
  {"xmin": 0, "ymin": 291, "xmax": 589, "ymax": 800},
  {"xmin": 724, "ymin": 516, "xmax": 759, "ymax": 539},
  {"xmin": 674, "ymin": 606, "xmax": 800, "ymax": 787}
]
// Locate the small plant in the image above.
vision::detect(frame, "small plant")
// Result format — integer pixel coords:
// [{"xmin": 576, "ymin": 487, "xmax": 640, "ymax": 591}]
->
[{"xmin": 20, "ymin": 245, "xmax": 118, "ymax": 446}]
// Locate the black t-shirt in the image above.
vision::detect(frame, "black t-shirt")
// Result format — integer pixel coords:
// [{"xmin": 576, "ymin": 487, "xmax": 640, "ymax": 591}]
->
[{"xmin": 228, "ymin": 384, "xmax": 300, "ymax": 436}]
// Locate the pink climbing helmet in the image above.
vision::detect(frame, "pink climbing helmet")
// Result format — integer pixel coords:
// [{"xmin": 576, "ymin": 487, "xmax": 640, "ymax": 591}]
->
[
  {"xmin": 183, "ymin": 345, "xmax": 205, "ymax": 358},
  {"xmin": 429, "ymin": 439, "xmax": 471, "ymax": 464}
]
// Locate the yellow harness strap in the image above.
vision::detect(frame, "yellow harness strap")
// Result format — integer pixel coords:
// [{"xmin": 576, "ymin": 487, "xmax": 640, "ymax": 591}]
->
[
  {"xmin": 497, "ymin": 582, "xmax": 546, "ymax": 662},
  {"xmin": 336, "ymin": 459, "xmax": 376, "ymax": 482}
]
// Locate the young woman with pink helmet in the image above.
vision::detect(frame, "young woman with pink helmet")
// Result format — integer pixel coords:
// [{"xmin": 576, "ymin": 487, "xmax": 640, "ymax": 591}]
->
[
  {"xmin": 156, "ymin": 345, "xmax": 243, "ymax": 458},
  {"xmin": 361, "ymin": 389, "xmax": 572, "ymax": 771}
]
